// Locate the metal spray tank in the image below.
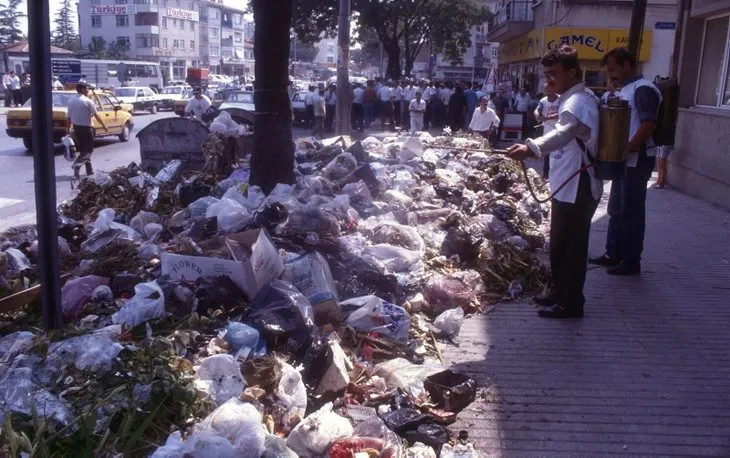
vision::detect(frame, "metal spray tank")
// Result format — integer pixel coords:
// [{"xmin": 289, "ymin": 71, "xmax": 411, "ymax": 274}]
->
[{"xmin": 596, "ymin": 98, "xmax": 631, "ymax": 180}]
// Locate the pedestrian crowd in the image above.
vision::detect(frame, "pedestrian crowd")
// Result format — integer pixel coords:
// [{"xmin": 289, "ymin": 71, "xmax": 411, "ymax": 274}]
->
[{"xmin": 2, "ymin": 70, "xmax": 32, "ymax": 107}]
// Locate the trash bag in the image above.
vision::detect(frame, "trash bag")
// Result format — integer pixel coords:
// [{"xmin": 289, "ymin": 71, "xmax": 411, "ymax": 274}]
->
[
  {"xmin": 188, "ymin": 196, "xmax": 221, "ymax": 219},
  {"xmin": 372, "ymin": 358, "xmax": 445, "ymax": 392},
  {"xmin": 362, "ymin": 244, "xmax": 422, "ymax": 273},
  {"xmin": 57, "ymin": 215, "xmax": 86, "ymax": 245},
  {"xmin": 130, "ymin": 210, "xmax": 161, "ymax": 236},
  {"xmin": 281, "ymin": 252, "xmax": 340, "ymax": 325},
  {"xmin": 93, "ymin": 172, "xmax": 113, "ymax": 188},
  {"xmin": 323, "ymin": 152, "xmax": 358, "ymax": 182},
  {"xmin": 206, "ymin": 198, "xmax": 252, "ymax": 234},
  {"xmin": 223, "ymin": 322, "xmax": 266, "ymax": 359},
  {"xmin": 0, "ymin": 367, "xmax": 73, "ymax": 426},
  {"xmin": 402, "ymin": 423, "xmax": 449, "ymax": 454},
  {"xmin": 432, "ymin": 307, "xmax": 465, "ymax": 338},
  {"xmin": 60, "ymin": 275, "xmax": 109, "ymax": 318},
  {"xmin": 340, "ymin": 296, "xmax": 411, "ymax": 343},
  {"xmin": 194, "ymin": 354, "xmax": 246, "ymax": 406},
  {"xmin": 111, "ymin": 281, "xmax": 165, "ymax": 327},
  {"xmin": 90, "ymin": 208, "xmax": 141, "ymax": 241},
  {"xmin": 0, "ymin": 331, "xmax": 35, "ymax": 361},
  {"xmin": 276, "ymin": 361, "xmax": 307, "ymax": 434},
  {"xmin": 92, "ymin": 284, "xmax": 113, "ymax": 302},
  {"xmin": 368, "ymin": 222, "xmax": 425, "ymax": 253},
  {"xmin": 192, "ymin": 398, "xmax": 267, "ymax": 457},
  {"xmin": 262, "ymin": 435, "xmax": 298, "ymax": 458},
  {"xmin": 405, "ymin": 443, "xmax": 438, "ymax": 458},
  {"xmin": 441, "ymin": 442, "xmax": 480, "ymax": 458},
  {"xmin": 245, "ymin": 280, "xmax": 314, "ymax": 356},
  {"xmin": 180, "ymin": 181, "xmax": 213, "ymax": 207},
  {"xmin": 423, "ymin": 274, "xmax": 476, "ymax": 317},
  {"xmin": 46, "ymin": 332, "xmax": 124, "ymax": 375},
  {"xmin": 286, "ymin": 402, "xmax": 354, "ymax": 457},
  {"xmin": 4, "ymin": 247, "xmax": 32, "ymax": 274}
]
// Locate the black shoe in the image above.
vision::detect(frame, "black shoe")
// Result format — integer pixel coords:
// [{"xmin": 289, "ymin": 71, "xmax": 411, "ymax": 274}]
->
[
  {"xmin": 538, "ymin": 304, "xmax": 584, "ymax": 319},
  {"xmin": 85, "ymin": 163, "xmax": 93, "ymax": 176},
  {"xmin": 589, "ymin": 254, "xmax": 620, "ymax": 267},
  {"xmin": 534, "ymin": 291, "xmax": 557, "ymax": 307},
  {"xmin": 607, "ymin": 262, "xmax": 641, "ymax": 276}
]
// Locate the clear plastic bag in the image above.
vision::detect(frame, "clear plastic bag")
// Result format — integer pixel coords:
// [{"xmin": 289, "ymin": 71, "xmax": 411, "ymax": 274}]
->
[
  {"xmin": 90, "ymin": 208, "xmax": 141, "ymax": 241},
  {"xmin": 423, "ymin": 274, "xmax": 476, "ymax": 317},
  {"xmin": 154, "ymin": 159, "xmax": 183, "ymax": 183},
  {"xmin": 362, "ymin": 244, "xmax": 422, "ymax": 273},
  {"xmin": 276, "ymin": 361, "xmax": 307, "ymax": 434},
  {"xmin": 111, "ymin": 281, "xmax": 165, "ymax": 327},
  {"xmin": 60, "ymin": 275, "xmax": 109, "ymax": 318},
  {"xmin": 4, "ymin": 247, "xmax": 31, "ymax": 274},
  {"xmin": 206, "ymin": 198, "xmax": 252, "ymax": 234},
  {"xmin": 368, "ymin": 222, "xmax": 425, "ymax": 253},
  {"xmin": 286, "ymin": 402, "xmax": 354, "ymax": 457},
  {"xmin": 342, "ymin": 180, "xmax": 372, "ymax": 201},
  {"xmin": 281, "ymin": 252, "xmax": 339, "ymax": 306},
  {"xmin": 432, "ymin": 307, "xmax": 465, "ymax": 338},
  {"xmin": 46, "ymin": 333, "xmax": 124, "ymax": 374},
  {"xmin": 0, "ymin": 367, "xmax": 73, "ymax": 426},
  {"xmin": 0, "ymin": 331, "xmax": 35, "ymax": 361},
  {"xmin": 323, "ymin": 152, "xmax": 358, "ymax": 182},
  {"xmin": 193, "ymin": 398, "xmax": 267, "ymax": 457},
  {"xmin": 130, "ymin": 210, "xmax": 161, "ymax": 236},
  {"xmin": 340, "ymin": 296, "xmax": 411, "ymax": 343},
  {"xmin": 194, "ymin": 354, "xmax": 246, "ymax": 406},
  {"xmin": 188, "ymin": 196, "xmax": 221, "ymax": 219},
  {"xmin": 93, "ymin": 172, "xmax": 113, "ymax": 188}
]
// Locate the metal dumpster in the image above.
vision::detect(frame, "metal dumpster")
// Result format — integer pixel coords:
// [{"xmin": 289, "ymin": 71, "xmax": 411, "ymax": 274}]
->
[{"xmin": 136, "ymin": 118, "xmax": 210, "ymax": 172}]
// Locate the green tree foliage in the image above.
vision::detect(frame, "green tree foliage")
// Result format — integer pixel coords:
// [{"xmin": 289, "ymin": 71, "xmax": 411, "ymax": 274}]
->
[
  {"xmin": 51, "ymin": 0, "xmax": 79, "ymax": 51},
  {"xmin": 0, "ymin": 0, "xmax": 26, "ymax": 45},
  {"xmin": 106, "ymin": 39, "xmax": 131, "ymax": 60},
  {"xmin": 85, "ymin": 36, "xmax": 108, "ymax": 59},
  {"xmin": 291, "ymin": 0, "xmax": 490, "ymax": 79}
]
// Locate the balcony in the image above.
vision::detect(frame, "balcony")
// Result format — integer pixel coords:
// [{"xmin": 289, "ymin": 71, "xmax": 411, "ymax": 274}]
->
[
  {"xmin": 487, "ymin": 1, "xmax": 534, "ymax": 42},
  {"xmin": 134, "ymin": 3, "xmax": 158, "ymax": 13},
  {"xmin": 136, "ymin": 25, "xmax": 160, "ymax": 34}
]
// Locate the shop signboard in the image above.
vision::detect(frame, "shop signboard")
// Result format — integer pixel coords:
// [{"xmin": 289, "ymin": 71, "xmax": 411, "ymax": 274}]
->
[
  {"xmin": 497, "ymin": 29, "xmax": 543, "ymax": 65},
  {"xmin": 90, "ymin": 4, "xmax": 136, "ymax": 15},
  {"xmin": 167, "ymin": 7, "xmax": 199, "ymax": 22},
  {"xmin": 544, "ymin": 28, "xmax": 652, "ymax": 62}
]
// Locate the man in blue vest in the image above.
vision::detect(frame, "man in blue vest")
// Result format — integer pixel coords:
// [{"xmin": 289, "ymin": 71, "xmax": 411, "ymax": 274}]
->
[{"xmin": 590, "ymin": 47, "xmax": 662, "ymax": 276}]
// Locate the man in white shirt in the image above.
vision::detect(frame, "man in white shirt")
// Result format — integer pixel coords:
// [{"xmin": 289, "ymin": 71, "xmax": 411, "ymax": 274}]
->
[
  {"xmin": 311, "ymin": 87, "xmax": 326, "ymax": 138},
  {"xmin": 68, "ymin": 83, "xmax": 108, "ymax": 178},
  {"xmin": 421, "ymin": 81, "xmax": 435, "ymax": 130},
  {"xmin": 402, "ymin": 81, "xmax": 416, "ymax": 130},
  {"xmin": 393, "ymin": 81, "xmax": 404, "ymax": 128},
  {"xmin": 2, "ymin": 71, "xmax": 11, "ymax": 107},
  {"xmin": 184, "ymin": 87, "xmax": 212, "ymax": 120},
  {"xmin": 535, "ymin": 87, "xmax": 560, "ymax": 178},
  {"xmin": 468, "ymin": 96, "xmax": 500, "ymax": 143},
  {"xmin": 9, "ymin": 71, "xmax": 21, "ymax": 107},
  {"xmin": 52, "ymin": 75, "xmax": 64, "ymax": 89},
  {"xmin": 78, "ymin": 75, "xmax": 87, "ymax": 84},
  {"xmin": 507, "ymin": 45, "xmax": 602, "ymax": 319},
  {"xmin": 378, "ymin": 81, "xmax": 395, "ymax": 131},
  {"xmin": 324, "ymin": 84, "xmax": 337, "ymax": 132},
  {"xmin": 304, "ymin": 85, "xmax": 316, "ymax": 128},
  {"xmin": 352, "ymin": 83, "xmax": 365, "ymax": 132},
  {"xmin": 409, "ymin": 90, "xmax": 427, "ymax": 133}
]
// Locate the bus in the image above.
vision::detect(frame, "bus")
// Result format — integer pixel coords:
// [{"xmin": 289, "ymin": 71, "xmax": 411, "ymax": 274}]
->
[{"xmin": 5, "ymin": 57, "xmax": 163, "ymax": 90}]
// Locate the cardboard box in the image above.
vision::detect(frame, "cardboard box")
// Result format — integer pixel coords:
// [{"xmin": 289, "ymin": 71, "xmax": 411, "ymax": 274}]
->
[{"xmin": 161, "ymin": 228, "xmax": 284, "ymax": 301}]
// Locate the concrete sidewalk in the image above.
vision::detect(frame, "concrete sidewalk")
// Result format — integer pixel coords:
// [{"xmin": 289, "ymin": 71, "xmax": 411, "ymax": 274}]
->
[{"xmin": 444, "ymin": 182, "xmax": 730, "ymax": 456}]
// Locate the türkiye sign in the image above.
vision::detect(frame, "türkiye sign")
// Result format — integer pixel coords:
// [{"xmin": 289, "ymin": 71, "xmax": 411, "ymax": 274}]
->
[{"xmin": 90, "ymin": 5, "xmax": 137, "ymax": 15}]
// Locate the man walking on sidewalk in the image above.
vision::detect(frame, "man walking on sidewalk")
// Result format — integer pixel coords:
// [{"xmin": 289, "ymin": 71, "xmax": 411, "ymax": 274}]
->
[
  {"xmin": 507, "ymin": 45, "xmax": 602, "ymax": 319},
  {"xmin": 68, "ymin": 83, "xmax": 108, "ymax": 179},
  {"xmin": 590, "ymin": 47, "xmax": 662, "ymax": 276}
]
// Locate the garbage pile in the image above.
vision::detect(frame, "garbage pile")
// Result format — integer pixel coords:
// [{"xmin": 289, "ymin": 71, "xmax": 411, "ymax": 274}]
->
[{"xmin": 0, "ymin": 131, "xmax": 549, "ymax": 456}]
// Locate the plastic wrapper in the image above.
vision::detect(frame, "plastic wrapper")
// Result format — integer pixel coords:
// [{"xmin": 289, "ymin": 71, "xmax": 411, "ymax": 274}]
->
[
  {"xmin": 62, "ymin": 134, "xmax": 75, "ymax": 162},
  {"xmin": 323, "ymin": 152, "xmax": 358, "ymax": 182},
  {"xmin": 90, "ymin": 208, "xmax": 141, "ymax": 241},
  {"xmin": 130, "ymin": 210, "xmax": 161, "ymax": 235},
  {"xmin": 93, "ymin": 172, "xmax": 113, "ymax": 188},
  {"xmin": 283, "ymin": 206, "xmax": 341, "ymax": 237},
  {"xmin": 194, "ymin": 354, "xmax": 246, "ymax": 406},
  {"xmin": 111, "ymin": 281, "xmax": 165, "ymax": 327},
  {"xmin": 441, "ymin": 443, "xmax": 480, "ymax": 458},
  {"xmin": 286, "ymin": 402, "xmax": 354, "ymax": 457},
  {"xmin": 60, "ymin": 275, "xmax": 109, "ymax": 318},
  {"xmin": 46, "ymin": 332, "xmax": 124, "ymax": 375},
  {"xmin": 432, "ymin": 307, "xmax": 465, "ymax": 338},
  {"xmin": 192, "ymin": 398, "xmax": 267, "ymax": 457},
  {"xmin": 0, "ymin": 331, "xmax": 35, "ymax": 361},
  {"xmin": 154, "ymin": 159, "xmax": 183, "ymax": 183},
  {"xmin": 245, "ymin": 280, "xmax": 314, "ymax": 356},
  {"xmin": 188, "ymin": 196, "xmax": 221, "ymax": 219},
  {"xmin": 349, "ymin": 416, "xmax": 403, "ymax": 455},
  {"xmin": 0, "ymin": 367, "xmax": 73, "ymax": 426},
  {"xmin": 206, "ymin": 197, "xmax": 252, "ymax": 234},
  {"xmin": 402, "ymin": 423, "xmax": 450, "ymax": 453},
  {"xmin": 262, "ymin": 435, "xmax": 298, "ymax": 458},
  {"xmin": 91, "ymin": 284, "xmax": 113, "ymax": 302},
  {"xmin": 362, "ymin": 244, "xmax": 422, "ymax": 273},
  {"xmin": 342, "ymin": 180, "xmax": 372, "ymax": 201},
  {"xmin": 4, "ymin": 247, "xmax": 31, "ymax": 274},
  {"xmin": 276, "ymin": 361, "xmax": 308, "ymax": 434},
  {"xmin": 373, "ymin": 358, "xmax": 445, "ymax": 391},
  {"xmin": 423, "ymin": 274, "xmax": 477, "ymax": 316},
  {"xmin": 368, "ymin": 222, "xmax": 425, "ymax": 253},
  {"xmin": 223, "ymin": 322, "xmax": 266, "ymax": 359},
  {"xmin": 406, "ymin": 443, "xmax": 438, "ymax": 458},
  {"xmin": 281, "ymin": 252, "xmax": 339, "ymax": 306},
  {"xmin": 340, "ymin": 296, "xmax": 411, "ymax": 343}
]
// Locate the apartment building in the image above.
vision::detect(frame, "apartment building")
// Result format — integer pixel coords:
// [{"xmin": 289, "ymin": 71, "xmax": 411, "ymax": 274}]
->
[
  {"xmin": 487, "ymin": 0, "xmax": 678, "ymax": 92},
  {"xmin": 78, "ymin": 0, "xmax": 248, "ymax": 81}
]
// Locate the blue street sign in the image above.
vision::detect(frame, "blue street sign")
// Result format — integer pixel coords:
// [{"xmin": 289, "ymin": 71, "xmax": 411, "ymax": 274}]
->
[{"xmin": 655, "ymin": 22, "xmax": 676, "ymax": 30}]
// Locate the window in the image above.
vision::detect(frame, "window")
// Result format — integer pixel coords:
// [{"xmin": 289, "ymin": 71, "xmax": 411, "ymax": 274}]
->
[
  {"xmin": 327, "ymin": 56, "xmax": 334, "ymax": 63},
  {"xmin": 190, "ymin": 40, "xmax": 195, "ymax": 49},
  {"xmin": 180, "ymin": 40, "xmax": 185, "ymax": 49},
  {"xmin": 173, "ymin": 18, "xmax": 177, "ymax": 27},
  {"xmin": 697, "ymin": 16, "xmax": 730, "ymax": 106},
  {"xmin": 162, "ymin": 17, "xmax": 167, "ymax": 28},
  {"xmin": 213, "ymin": 9, "xmax": 218, "ymax": 19},
  {"xmin": 117, "ymin": 36, "xmax": 131, "ymax": 46},
  {"xmin": 210, "ymin": 45, "xmax": 220, "ymax": 56},
  {"xmin": 163, "ymin": 37, "xmax": 168, "ymax": 48},
  {"xmin": 210, "ymin": 27, "xmax": 219, "ymax": 38},
  {"xmin": 233, "ymin": 14, "xmax": 242, "ymax": 25},
  {"xmin": 100, "ymin": 95, "xmax": 115, "ymax": 111},
  {"xmin": 173, "ymin": 39, "xmax": 178, "ymax": 48},
  {"xmin": 234, "ymin": 32, "xmax": 242, "ymax": 43},
  {"xmin": 91, "ymin": 15, "xmax": 102, "ymax": 27},
  {"xmin": 180, "ymin": 19, "xmax": 185, "ymax": 29},
  {"xmin": 328, "ymin": 45, "xmax": 334, "ymax": 52},
  {"xmin": 190, "ymin": 21, "xmax": 195, "ymax": 31},
  {"xmin": 115, "ymin": 0, "xmax": 128, "ymax": 3},
  {"xmin": 135, "ymin": 33, "xmax": 158, "ymax": 48}
]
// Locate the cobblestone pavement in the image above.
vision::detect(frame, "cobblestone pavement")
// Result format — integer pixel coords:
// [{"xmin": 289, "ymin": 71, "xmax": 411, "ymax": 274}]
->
[{"xmin": 444, "ymin": 182, "xmax": 730, "ymax": 456}]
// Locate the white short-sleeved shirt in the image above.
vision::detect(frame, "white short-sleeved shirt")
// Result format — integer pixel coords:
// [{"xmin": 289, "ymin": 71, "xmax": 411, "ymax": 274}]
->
[{"xmin": 67, "ymin": 94, "xmax": 98, "ymax": 127}]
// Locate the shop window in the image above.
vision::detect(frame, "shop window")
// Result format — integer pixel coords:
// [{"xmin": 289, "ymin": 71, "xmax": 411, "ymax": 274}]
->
[{"xmin": 696, "ymin": 16, "xmax": 730, "ymax": 107}]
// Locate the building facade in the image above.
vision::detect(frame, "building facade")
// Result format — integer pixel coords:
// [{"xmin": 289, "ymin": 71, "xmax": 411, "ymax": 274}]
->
[
  {"xmin": 488, "ymin": 0, "xmax": 678, "ymax": 93},
  {"xmin": 671, "ymin": 0, "xmax": 730, "ymax": 208},
  {"xmin": 78, "ymin": 0, "xmax": 249, "ymax": 82}
]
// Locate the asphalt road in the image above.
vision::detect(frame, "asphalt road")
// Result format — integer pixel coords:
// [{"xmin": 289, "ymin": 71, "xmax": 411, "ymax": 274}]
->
[{"xmin": 0, "ymin": 110, "xmax": 179, "ymax": 232}]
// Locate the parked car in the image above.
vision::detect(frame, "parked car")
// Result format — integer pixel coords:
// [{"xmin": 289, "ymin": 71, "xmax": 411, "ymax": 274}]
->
[
  {"xmin": 5, "ymin": 91, "xmax": 134, "ymax": 152},
  {"xmin": 156, "ymin": 85, "xmax": 191, "ymax": 110},
  {"xmin": 174, "ymin": 89, "xmax": 225, "ymax": 117},
  {"xmin": 291, "ymin": 91, "xmax": 307, "ymax": 125},
  {"xmin": 113, "ymin": 86, "xmax": 160, "ymax": 113},
  {"xmin": 100, "ymin": 91, "xmax": 133, "ymax": 114},
  {"xmin": 219, "ymin": 91, "xmax": 255, "ymax": 111}
]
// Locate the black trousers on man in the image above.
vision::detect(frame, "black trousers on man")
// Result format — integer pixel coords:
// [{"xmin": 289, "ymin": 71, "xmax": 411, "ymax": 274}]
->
[
  {"xmin": 72, "ymin": 125, "xmax": 95, "ymax": 177},
  {"xmin": 351, "ymin": 103, "xmax": 364, "ymax": 132},
  {"xmin": 306, "ymin": 105, "xmax": 314, "ymax": 128},
  {"xmin": 550, "ymin": 172, "xmax": 599, "ymax": 311},
  {"xmin": 325, "ymin": 104, "xmax": 336, "ymax": 132}
]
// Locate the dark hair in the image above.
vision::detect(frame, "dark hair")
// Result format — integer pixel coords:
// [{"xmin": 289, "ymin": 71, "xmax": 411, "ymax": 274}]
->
[
  {"xmin": 602, "ymin": 47, "xmax": 637, "ymax": 69},
  {"xmin": 76, "ymin": 82, "xmax": 88, "ymax": 93},
  {"xmin": 541, "ymin": 45, "xmax": 582, "ymax": 79}
]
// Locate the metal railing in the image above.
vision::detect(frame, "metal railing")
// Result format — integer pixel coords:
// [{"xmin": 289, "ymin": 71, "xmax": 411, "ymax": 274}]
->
[{"xmin": 488, "ymin": 1, "xmax": 534, "ymax": 31}]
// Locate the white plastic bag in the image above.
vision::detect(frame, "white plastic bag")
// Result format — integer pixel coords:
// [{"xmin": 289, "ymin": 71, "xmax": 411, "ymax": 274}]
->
[
  {"xmin": 0, "ymin": 331, "xmax": 35, "ymax": 361},
  {"xmin": 206, "ymin": 198, "xmax": 252, "ymax": 234},
  {"xmin": 62, "ymin": 135, "xmax": 76, "ymax": 162},
  {"xmin": 193, "ymin": 398, "xmax": 267, "ymax": 457},
  {"xmin": 111, "ymin": 281, "xmax": 165, "ymax": 327},
  {"xmin": 432, "ymin": 307, "xmax": 465, "ymax": 338},
  {"xmin": 90, "ymin": 208, "xmax": 141, "ymax": 241},
  {"xmin": 129, "ymin": 211, "xmax": 161, "ymax": 236},
  {"xmin": 323, "ymin": 152, "xmax": 357, "ymax": 181},
  {"xmin": 340, "ymin": 296, "xmax": 411, "ymax": 343},
  {"xmin": 276, "ymin": 362, "xmax": 307, "ymax": 433},
  {"xmin": 362, "ymin": 244, "xmax": 422, "ymax": 273},
  {"xmin": 281, "ymin": 252, "xmax": 339, "ymax": 305},
  {"xmin": 46, "ymin": 333, "xmax": 124, "ymax": 374},
  {"xmin": 194, "ymin": 354, "xmax": 245, "ymax": 406},
  {"xmin": 286, "ymin": 402, "xmax": 354, "ymax": 456},
  {"xmin": 93, "ymin": 172, "xmax": 113, "ymax": 188}
]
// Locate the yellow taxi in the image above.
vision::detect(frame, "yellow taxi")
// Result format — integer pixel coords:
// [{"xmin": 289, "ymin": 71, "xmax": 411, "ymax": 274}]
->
[{"xmin": 5, "ymin": 90, "xmax": 135, "ymax": 151}]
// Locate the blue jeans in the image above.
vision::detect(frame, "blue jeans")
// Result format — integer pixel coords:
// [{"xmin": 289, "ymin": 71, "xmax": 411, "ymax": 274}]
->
[
  {"xmin": 363, "ymin": 102, "xmax": 374, "ymax": 128},
  {"xmin": 605, "ymin": 152, "xmax": 655, "ymax": 265}
]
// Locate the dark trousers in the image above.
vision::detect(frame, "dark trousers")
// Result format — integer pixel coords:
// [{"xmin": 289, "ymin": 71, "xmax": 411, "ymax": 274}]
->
[
  {"xmin": 352, "ymin": 103, "xmax": 364, "ymax": 132},
  {"xmin": 325, "ymin": 104, "xmax": 336, "ymax": 132},
  {"xmin": 550, "ymin": 173, "xmax": 599, "ymax": 310},
  {"xmin": 3, "ymin": 88, "xmax": 10, "ymax": 107},
  {"xmin": 12, "ymin": 89, "xmax": 21, "ymax": 106},
  {"xmin": 496, "ymin": 110, "xmax": 505, "ymax": 139},
  {"xmin": 363, "ymin": 102, "xmax": 374, "ymax": 128},
  {"xmin": 306, "ymin": 105, "xmax": 314, "ymax": 128},
  {"xmin": 606, "ymin": 152, "xmax": 655, "ymax": 265},
  {"xmin": 72, "ymin": 125, "xmax": 95, "ymax": 175},
  {"xmin": 424, "ymin": 103, "xmax": 432, "ymax": 130}
]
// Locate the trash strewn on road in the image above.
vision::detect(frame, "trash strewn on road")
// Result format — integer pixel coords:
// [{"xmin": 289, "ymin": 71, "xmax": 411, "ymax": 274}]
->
[{"xmin": 0, "ymin": 129, "xmax": 549, "ymax": 456}]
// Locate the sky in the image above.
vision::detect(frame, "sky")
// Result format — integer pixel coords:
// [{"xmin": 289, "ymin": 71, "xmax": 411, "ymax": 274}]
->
[{"xmin": 18, "ymin": 0, "xmax": 242, "ymax": 35}]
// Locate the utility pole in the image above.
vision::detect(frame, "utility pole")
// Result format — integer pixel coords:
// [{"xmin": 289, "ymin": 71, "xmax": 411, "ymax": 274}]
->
[
  {"xmin": 336, "ymin": 0, "xmax": 351, "ymax": 135},
  {"xmin": 628, "ymin": 0, "xmax": 648, "ymax": 61}
]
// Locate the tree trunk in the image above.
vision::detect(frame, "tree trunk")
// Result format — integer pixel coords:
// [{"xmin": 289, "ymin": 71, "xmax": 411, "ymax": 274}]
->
[
  {"xmin": 250, "ymin": 0, "xmax": 295, "ymax": 194},
  {"xmin": 384, "ymin": 42, "xmax": 401, "ymax": 81}
]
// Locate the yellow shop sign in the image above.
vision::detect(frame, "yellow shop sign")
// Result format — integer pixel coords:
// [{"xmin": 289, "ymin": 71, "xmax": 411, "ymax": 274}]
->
[
  {"xmin": 498, "ymin": 29, "xmax": 543, "ymax": 64},
  {"xmin": 544, "ymin": 28, "xmax": 652, "ymax": 61}
]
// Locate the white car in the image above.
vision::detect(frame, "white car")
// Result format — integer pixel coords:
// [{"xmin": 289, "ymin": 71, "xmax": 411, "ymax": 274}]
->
[
  {"xmin": 156, "ymin": 85, "xmax": 191, "ymax": 110},
  {"xmin": 113, "ymin": 86, "xmax": 161, "ymax": 114},
  {"xmin": 219, "ymin": 91, "xmax": 255, "ymax": 111}
]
